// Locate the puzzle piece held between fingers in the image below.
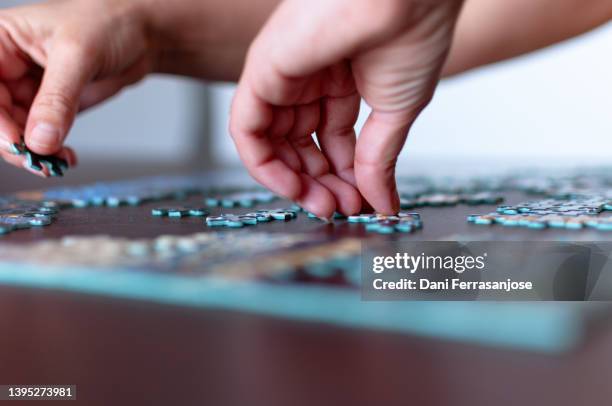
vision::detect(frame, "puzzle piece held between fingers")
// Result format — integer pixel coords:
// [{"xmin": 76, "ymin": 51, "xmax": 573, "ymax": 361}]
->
[
  {"xmin": 348, "ymin": 212, "xmax": 423, "ymax": 234},
  {"xmin": 467, "ymin": 212, "xmax": 612, "ymax": 231},
  {"xmin": 10, "ymin": 139, "xmax": 69, "ymax": 177}
]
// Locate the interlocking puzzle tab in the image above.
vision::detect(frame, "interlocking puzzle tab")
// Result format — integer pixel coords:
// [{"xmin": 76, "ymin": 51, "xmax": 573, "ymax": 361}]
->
[
  {"xmin": 43, "ymin": 177, "xmax": 208, "ymax": 208},
  {"xmin": 10, "ymin": 139, "xmax": 69, "ymax": 177},
  {"xmin": 348, "ymin": 212, "xmax": 423, "ymax": 234}
]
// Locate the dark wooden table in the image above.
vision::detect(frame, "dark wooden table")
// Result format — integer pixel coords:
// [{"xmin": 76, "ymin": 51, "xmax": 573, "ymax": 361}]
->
[{"xmin": 1, "ymin": 162, "xmax": 612, "ymax": 406}]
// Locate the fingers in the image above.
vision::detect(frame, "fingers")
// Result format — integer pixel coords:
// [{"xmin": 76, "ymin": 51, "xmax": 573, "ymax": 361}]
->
[
  {"xmin": 0, "ymin": 108, "xmax": 21, "ymax": 149},
  {"xmin": 286, "ymin": 102, "xmax": 326, "ymax": 176},
  {"xmin": 317, "ymin": 92, "xmax": 360, "ymax": 185},
  {"xmin": 56, "ymin": 146, "xmax": 78, "ymax": 167},
  {"xmin": 11, "ymin": 105, "xmax": 27, "ymax": 128},
  {"xmin": 287, "ymin": 102, "xmax": 361, "ymax": 216},
  {"xmin": 25, "ymin": 40, "xmax": 97, "ymax": 155},
  {"xmin": 316, "ymin": 173, "xmax": 361, "ymax": 216},
  {"xmin": 0, "ymin": 32, "xmax": 35, "ymax": 153},
  {"xmin": 1, "ymin": 144, "xmax": 78, "ymax": 178},
  {"xmin": 5, "ymin": 77, "xmax": 37, "ymax": 107},
  {"xmin": 295, "ymin": 173, "xmax": 336, "ymax": 219},
  {"xmin": 355, "ymin": 110, "xmax": 415, "ymax": 215},
  {"xmin": 230, "ymin": 83, "xmax": 303, "ymax": 201},
  {"xmin": 232, "ymin": 0, "xmax": 414, "ymax": 217},
  {"xmin": 266, "ymin": 107, "xmax": 302, "ymax": 172},
  {"xmin": 0, "ymin": 82, "xmax": 21, "ymax": 153},
  {"xmin": 2, "ymin": 151, "xmax": 48, "ymax": 178}
]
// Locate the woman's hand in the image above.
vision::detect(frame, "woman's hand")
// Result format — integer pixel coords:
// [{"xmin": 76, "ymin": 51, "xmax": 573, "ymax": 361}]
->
[
  {"xmin": 0, "ymin": 0, "xmax": 154, "ymax": 176},
  {"xmin": 230, "ymin": 0, "xmax": 464, "ymax": 218}
]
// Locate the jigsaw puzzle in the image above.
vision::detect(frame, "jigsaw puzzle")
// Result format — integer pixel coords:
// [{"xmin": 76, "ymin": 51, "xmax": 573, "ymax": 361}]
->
[
  {"xmin": 10, "ymin": 138, "xmax": 69, "ymax": 177},
  {"xmin": 0, "ymin": 197, "xmax": 59, "ymax": 235},
  {"xmin": 347, "ymin": 212, "xmax": 423, "ymax": 234},
  {"xmin": 2, "ymin": 169, "xmax": 612, "ymax": 354}
]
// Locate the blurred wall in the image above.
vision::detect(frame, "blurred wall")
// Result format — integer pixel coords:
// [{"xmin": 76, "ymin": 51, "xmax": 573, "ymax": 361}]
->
[{"xmin": 211, "ymin": 23, "xmax": 612, "ymax": 170}]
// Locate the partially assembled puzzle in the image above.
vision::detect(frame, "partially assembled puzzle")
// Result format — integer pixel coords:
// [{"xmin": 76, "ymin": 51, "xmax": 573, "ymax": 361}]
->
[{"xmin": 1, "ymin": 168, "xmax": 611, "ymax": 353}]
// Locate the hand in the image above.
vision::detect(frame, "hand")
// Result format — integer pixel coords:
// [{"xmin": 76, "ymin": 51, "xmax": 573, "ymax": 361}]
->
[
  {"xmin": 0, "ymin": 0, "xmax": 154, "ymax": 176},
  {"xmin": 230, "ymin": 0, "xmax": 463, "ymax": 218}
]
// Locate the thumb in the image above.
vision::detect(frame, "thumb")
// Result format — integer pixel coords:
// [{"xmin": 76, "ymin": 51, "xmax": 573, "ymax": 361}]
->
[{"xmin": 25, "ymin": 42, "xmax": 96, "ymax": 155}]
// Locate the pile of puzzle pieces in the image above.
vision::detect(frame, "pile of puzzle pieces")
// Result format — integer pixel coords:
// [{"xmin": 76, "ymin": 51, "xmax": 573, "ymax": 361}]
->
[
  {"xmin": 468, "ymin": 197, "xmax": 612, "ymax": 231},
  {"xmin": 10, "ymin": 139, "xmax": 69, "ymax": 177}
]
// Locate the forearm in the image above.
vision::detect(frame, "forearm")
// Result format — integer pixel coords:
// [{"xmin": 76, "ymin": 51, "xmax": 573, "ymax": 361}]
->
[
  {"xmin": 443, "ymin": 0, "xmax": 612, "ymax": 76},
  {"xmin": 141, "ymin": 0, "xmax": 279, "ymax": 81}
]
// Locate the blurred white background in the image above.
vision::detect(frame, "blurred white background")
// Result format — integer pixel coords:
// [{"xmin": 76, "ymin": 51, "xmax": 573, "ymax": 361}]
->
[
  {"xmin": 3, "ymin": 0, "xmax": 612, "ymax": 173},
  {"xmin": 211, "ymin": 22, "xmax": 612, "ymax": 171}
]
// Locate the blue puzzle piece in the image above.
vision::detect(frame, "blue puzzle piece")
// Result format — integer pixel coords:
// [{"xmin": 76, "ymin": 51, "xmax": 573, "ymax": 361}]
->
[
  {"xmin": 152, "ymin": 207, "xmax": 210, "ymax": 218},
  {"xmin": 348, "ymin": 212, "xmax": 422, "ymax": 234}
]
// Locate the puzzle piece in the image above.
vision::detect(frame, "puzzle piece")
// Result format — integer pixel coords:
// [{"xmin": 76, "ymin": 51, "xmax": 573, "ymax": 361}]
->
[
  {"xmin": 497, "ymin": 198, "xmax": 608, "ymax": 217},
  {"xmin": 0, "ymin": 197, "xmax": 59, "ymax": 236},
  {"xmin": 467, "ymin": 212, "xmax": 612, "ymax": 231},
  {"xmin": 10, "ymin": 139, "xmax": 69, "ymax": 177},
  {"xmin": 205, "ymin": 208, "xmax": 298, "ymax": 228},
  {"xmin": 42, "ymin": 176, "xmax": 210, "ymax": 208},
  {"xmin": 151, "ymin": 207, "xmax": 210, "ymax": 217},
  {"xmin": 348, "ymin": 212, "xmax": 423, "ymax": 234},
  {"xmin": 258, "ymin": 208, "xmax": 299, "ymax": 221}
]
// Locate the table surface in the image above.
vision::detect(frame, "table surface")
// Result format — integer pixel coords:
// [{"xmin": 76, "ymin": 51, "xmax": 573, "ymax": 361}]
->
[{"xmin": 1, "ymin": 163, "xmax": 612, "ymax": 406}]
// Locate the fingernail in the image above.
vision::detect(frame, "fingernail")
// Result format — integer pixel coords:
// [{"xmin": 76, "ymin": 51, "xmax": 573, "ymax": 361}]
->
[{"xmin": 30, "ymin": 123, "xmax": 61, "ymax": 148}]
